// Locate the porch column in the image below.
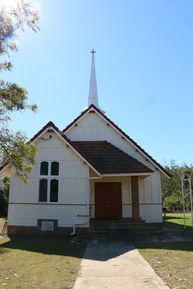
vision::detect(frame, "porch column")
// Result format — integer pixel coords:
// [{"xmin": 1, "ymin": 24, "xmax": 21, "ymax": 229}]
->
[{"xmin": 131, "ymin": 176, "xmax": 140, "ymax": 221}]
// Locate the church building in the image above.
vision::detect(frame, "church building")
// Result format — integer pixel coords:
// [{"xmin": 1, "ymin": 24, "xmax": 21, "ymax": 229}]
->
[{"xmin": 1, "ymin": 51, "xmax": 170, "ymax": 235}]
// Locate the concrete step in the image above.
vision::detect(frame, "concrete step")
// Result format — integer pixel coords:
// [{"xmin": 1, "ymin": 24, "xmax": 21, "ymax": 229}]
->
[
  {"xmin": 89, "ymin": 228, "xmax": 161, "ymax": 233},
  {"xmin": 89, "ymin": 219, "xmax": 162, "ymax": 234},
  {"xmin": 86, "ymin": 231, "xmax": 164, "ymax": 241},
  {"xmin": 90, "ymin": 218, "xmax": 145, "ymax": 225},
  {"xmin": 90, "ymin": 223, "xmax": 146, "ymax": 227}
]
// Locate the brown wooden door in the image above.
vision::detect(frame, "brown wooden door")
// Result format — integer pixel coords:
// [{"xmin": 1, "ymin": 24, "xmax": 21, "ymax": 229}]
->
[{"xmin": 95, "ymin": 182, "xmax": 122, "ymax": 219}]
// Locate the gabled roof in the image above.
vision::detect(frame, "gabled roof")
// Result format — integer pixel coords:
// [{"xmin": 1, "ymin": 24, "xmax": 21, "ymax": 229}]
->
[
  {"xmin": 28, "ymin": 122, "xmax": 152, "ymax": 176},
  {"xmin": 0, "ymin": 121, "xmax": 101, "ymax": 176},
  {"xmin": 63, "ymin": 104, "xmax": 171, "ymax": 178},
  {"xmin": 1, "ymin": 108, "xmax": 171, "ymax": 178},
  {"xmin": 71, "ymin": 141, "xmax": 153, "ymax": 175}
]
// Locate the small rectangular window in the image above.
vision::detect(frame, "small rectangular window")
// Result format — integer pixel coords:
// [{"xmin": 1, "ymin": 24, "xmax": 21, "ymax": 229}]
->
[
  {"xmin": 39, "ymin": 179, "xmax": 47, "ymax": 202},
  {"xmin": 50, "ymin": 179, "xmax": 58, "ymax": 202}
]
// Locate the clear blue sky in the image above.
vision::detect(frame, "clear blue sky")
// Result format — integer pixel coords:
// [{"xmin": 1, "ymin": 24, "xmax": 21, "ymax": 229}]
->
[{"xmin": 3, "ymin": 0, "xmax": 193, "ymax": 166}]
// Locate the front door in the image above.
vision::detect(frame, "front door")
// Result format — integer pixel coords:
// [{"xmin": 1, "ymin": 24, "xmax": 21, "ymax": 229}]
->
[{"xmin": 95, "ymin": 182, "xmax": 122, "ymax": 219}]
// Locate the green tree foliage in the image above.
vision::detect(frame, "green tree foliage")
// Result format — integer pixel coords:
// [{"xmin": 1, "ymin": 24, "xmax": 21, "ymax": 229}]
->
[
  {"xmin": 0, "ymin": 0, "xmax": 39, "ymax": 182},
  {"xmin": 162, "ymin": 160, "xmax": 193, "ymax": 211}
]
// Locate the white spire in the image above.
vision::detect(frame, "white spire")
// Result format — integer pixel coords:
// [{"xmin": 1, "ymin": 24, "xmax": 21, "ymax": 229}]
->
[{"xmin": 88, "ymin": 49, "xmax": 99, "ymax": 108}]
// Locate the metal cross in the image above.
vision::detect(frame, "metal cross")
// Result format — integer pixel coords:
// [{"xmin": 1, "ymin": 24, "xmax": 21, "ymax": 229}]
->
[{"xmin": 91, "ymin": 49, "xmax": 96, "ymax": 55}]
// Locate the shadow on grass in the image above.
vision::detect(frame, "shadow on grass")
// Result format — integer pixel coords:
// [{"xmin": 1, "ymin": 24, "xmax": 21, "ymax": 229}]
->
[
  {"xmin": 1, "ymin": 234, "xmax": 193, "ymax": 261},
  {"xmin": 0, "ymin": 236, "xmax": 136, "ymax": 261},
  {"xmin": 0, "ymin": 236, "xmax": 86, "ymax": 257},
  {"xmin": 1, "ymin": 221, "xmax": 193, "ymax": 261},
  {"xmin": 136, "ymin": 241, "xmax": 193, "ymax": 252}
]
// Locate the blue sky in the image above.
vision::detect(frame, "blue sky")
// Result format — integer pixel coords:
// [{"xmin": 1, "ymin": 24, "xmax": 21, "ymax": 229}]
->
[{"xmin": 3, "ymin": 0, "xmax": 193, "ymax": 165}]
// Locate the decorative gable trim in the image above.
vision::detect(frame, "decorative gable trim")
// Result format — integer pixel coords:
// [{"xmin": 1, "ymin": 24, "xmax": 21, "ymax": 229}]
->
[{"xmin": 63, "ymin": 105, "xmax": 171, "ymax": 179}]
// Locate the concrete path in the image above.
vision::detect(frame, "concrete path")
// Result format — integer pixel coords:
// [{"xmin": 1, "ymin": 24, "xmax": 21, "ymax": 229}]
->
[{"xmin": 73, "ymin": 239, "xmax": 170, "ymax": 289}]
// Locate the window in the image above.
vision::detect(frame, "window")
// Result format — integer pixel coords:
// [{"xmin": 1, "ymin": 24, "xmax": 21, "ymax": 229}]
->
[
  {"xmin": 51, "ymin": 161, "xmax": 59, "ymax": 175},
  {"xmin": 40, "ymin": 161, "xmax": 48, "ymax": 175},
  {"xmin": 50, "ymin": 179, "xmax": 58, "ymax": 202},
  {"xmin": 39, "ymin": 179, "xmax": 47, "ymax": 202},
  {"xmin": 39, "ymin": 161, "xmax": 59, "ymax": 203}
]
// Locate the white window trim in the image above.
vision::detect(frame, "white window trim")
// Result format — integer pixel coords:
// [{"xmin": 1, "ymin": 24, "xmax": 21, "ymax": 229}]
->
[{"xmin": 39, "ymin": 161, "xmax": 60, "ymax": 203}]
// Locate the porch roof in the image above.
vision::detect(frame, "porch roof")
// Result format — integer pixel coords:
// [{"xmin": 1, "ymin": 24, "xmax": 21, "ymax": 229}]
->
[{"xmin": 71, "ymin": 141, "xmax": 153, "ymax": 175}]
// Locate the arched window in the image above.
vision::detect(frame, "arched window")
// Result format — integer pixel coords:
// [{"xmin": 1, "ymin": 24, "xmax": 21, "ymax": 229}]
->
[
  {"xmin": 40, "ymin": 161, "xmax": 48, "ymax": 175},
  {"xmin": 39, "ymin": 179, "xmax": 48, "ymax": 202},
  {"xmin": 51, "ymin": 161, "xmax": 59, "ymax": 176},
  {"xmin": 50, "ymin": 179, "xmax": 58, "ymax": 202}
]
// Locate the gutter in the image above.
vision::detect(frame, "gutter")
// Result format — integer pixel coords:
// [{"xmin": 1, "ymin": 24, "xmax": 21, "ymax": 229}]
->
[{"xmin": 89, "ymin": 175, "xmax": 103, "ymax": 180}]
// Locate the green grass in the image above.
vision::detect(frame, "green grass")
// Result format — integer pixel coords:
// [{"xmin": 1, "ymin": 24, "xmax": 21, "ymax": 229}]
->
[
  {"xmin": 138, "ymin": 241, "xmax": 193, "ymax": 289},
  {"xmin": 164, "ymin": 212, "xmax": 193, "ymax": 229},
  {"xmin": 0, "ymin": 236, "xmax": 86, "ymax": 289}
]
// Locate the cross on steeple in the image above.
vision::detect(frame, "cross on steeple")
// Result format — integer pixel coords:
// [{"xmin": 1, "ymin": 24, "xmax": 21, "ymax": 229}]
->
[{"xmin": 91, "ymin": 49, "xmax": 96, "ymax": 55}]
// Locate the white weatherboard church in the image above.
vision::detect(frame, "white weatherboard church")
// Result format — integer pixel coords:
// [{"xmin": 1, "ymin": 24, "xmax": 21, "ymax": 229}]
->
[{"xmin": 1, "ymin": 51, "xmax": 170, "ymax": 235}]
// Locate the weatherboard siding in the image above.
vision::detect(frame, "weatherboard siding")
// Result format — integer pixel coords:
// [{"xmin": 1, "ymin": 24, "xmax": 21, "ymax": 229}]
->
[
  {"xmin": 8, "ymin": 204, "xmax": 89, "ymax": 227},
  {"xmin": 139, "ymin": 171, "xmax": 162, "ymax": 222},
  {"xmin": 140, "ymin": 204, "xmax": 163, "ymax": 223},
  {"xmin": 8, "ymin": 132, "xmax": 90, "ymax": 227}
]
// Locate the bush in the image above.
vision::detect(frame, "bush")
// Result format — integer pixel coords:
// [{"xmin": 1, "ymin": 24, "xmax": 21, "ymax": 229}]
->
[{"xmin": 163, "ymin": 194, "xmax": 182, "ymax": 211}]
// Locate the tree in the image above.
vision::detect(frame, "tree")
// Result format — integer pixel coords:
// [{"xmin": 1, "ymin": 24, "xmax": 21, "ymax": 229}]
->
[
  {"xmin": 0, "ymin": 0, "xmax": 39, "ymax": 182},
  {"xmin": 162, "ymin": 160, "xmax": 193, "ymax": 211}
]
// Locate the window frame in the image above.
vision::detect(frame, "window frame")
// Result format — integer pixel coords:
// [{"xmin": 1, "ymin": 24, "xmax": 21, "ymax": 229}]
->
[{"xmin": 39, "ymin": 161, "xmax": 60, "ymax": 203}]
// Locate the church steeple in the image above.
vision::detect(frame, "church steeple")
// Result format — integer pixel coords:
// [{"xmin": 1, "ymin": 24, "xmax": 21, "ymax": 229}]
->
[{"xmin": 88, "ymin": 49, "xmax": 99, "ymax": 108}]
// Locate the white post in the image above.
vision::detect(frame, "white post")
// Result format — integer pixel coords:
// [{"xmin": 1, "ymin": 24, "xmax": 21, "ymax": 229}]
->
[
  {"xmin": 181, "ymin": 175, "xmax": 186, "ymax": 228},
  {"xmin": 181, "ymin": 172, "xmax": 193, "ymax": 229}
]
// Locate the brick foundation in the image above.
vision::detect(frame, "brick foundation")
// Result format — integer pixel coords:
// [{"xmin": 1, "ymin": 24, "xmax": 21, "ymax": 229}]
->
[{"xmin": 8, "ymin": 224, "xmax": 89, "ymax": 236}]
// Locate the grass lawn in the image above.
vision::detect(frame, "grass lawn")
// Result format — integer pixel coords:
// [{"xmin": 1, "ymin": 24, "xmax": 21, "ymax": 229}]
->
[
  {"xmin": 138, "ymin": 241, "xmax": 193, "ymax": 289},
  {"xmin": 0, "ymin": 236, "xmax": 86, "ymax": 289},
  {"xmin": 164, "ymin": 212, "xmax": 193, "ymax": 229}
]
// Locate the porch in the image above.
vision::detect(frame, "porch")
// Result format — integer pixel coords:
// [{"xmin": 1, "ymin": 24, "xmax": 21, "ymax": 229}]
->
[
  {"xmin": 89, "ymin": 175, "xmax": 146, "ymax": 223},
  {"xmin": 73, "ymin": 140, "xmax": 161, "ymax": 225}
]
